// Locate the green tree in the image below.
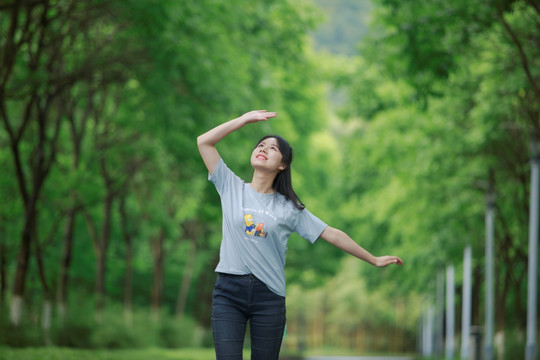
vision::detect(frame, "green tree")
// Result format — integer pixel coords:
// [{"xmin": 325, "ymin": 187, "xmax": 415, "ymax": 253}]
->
[
  {"xmin": 335, "ymin": 0, "xmax": 539, "ymax": 356},
  {"xmin": 0, "ymin": 0, "xmax": 136, "ymax": 326},
  {"xmin": 0, "ymin": 0, "xmax": 334, "ymax": 346}
]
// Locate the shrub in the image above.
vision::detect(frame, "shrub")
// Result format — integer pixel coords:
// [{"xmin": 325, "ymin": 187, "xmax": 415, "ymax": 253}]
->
[
  {"xmin": 503, "ymin": 329, "xmax": 525, "ymax": 360},
  {"xmin": 90, "ymin": 305, "xmax": 157, "ymax": 349},
  {"xmin": 0, "ymin": 303, "xmax": 45, "ymax": 347},
  {"xmin": 0, "ymin": 295, "xmax": 207, "ymax": 350},
  {"xmin": 158, "ymin": 315, "xmax": 199, "ymax": 348}
]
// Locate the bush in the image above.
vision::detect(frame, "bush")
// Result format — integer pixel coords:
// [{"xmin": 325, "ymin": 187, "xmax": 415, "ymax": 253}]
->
[
  {"xmin": 89, "ymin": 304, "xmax": 159, "ymax": 349},
  {"xmin": 91, "ymin": 320, "xmax": 145, "ymax": 349},
  {"xmin": 53, "ymin": 294, "xmax": 97, "ymax": 348},
  {"xmin": 503, "ymin": 329, "xmax": 525, "ymax": 360},
  {"xmin": 0, "ymin": 303, "xmax": 45, "ymax": 347},
  {"xmin": 0, "ymin": 323, "xmax": 43, "ymax": 348},
  {"xmin": 158, "ymin": 315, "xmax": 199, "ymax": 348},
  {"xmin": 0, "ymin": 296, "xmax": 206, "ymax": 349},
  {"xmin": 54, "ymin": 318, "xmax": 94, "ymax": 348}
]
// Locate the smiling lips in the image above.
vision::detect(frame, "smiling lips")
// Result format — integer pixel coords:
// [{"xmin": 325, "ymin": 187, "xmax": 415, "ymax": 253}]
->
[{"xmin": 256, "ymin": 154, "xmax": 268, "ymax": 160}]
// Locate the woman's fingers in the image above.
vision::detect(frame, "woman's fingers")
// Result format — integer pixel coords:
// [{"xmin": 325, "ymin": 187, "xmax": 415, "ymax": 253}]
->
[
  {"xmin": 376, "ymin": 256, "xmax": 403, "ymax": 267},
  {"xmin": 242, "ymin": 110, "xmax": 277, "ymax": 122}
]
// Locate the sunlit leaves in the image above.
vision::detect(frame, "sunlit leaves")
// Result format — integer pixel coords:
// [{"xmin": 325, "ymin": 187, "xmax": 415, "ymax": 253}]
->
[{"xmin": 334, "ymin": 0, "xmax": 539, "ymax": 337}]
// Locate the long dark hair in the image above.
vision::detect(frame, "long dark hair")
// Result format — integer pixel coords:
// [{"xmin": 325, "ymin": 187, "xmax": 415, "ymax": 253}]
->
[{"xmin": 255, "ymin": 135, "xmax": 305, "ymax": 210}]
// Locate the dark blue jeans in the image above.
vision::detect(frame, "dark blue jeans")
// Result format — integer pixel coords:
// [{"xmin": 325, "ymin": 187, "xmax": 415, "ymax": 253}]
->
[{"xmin": 212, "ymin": 273, "xmax": 286, "ymax": 360}]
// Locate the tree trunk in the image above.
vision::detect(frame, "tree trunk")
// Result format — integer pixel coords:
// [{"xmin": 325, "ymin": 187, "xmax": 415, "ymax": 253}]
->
[
  {"xmin": 0, "ymin": 218, "xmax": 6, "ymax": 305},
  {"xmin": 194, "ymin": 254, "xmax": 219, "ymax": 328},
  {"xmin": 84, "ymin": 191, "xmax": 114, "ymax": 322},
  {"xmin": 8, "ymin": 1, "xmax": 60, "ymax": 326},
  {"xmin": 151, "ymin": 229, "xmax": 165, "ymax": 320},
  {"xmin": 95, "ymin": 193, "xmax": 113, "ymax": 321},
  {"xmin": 123, "ymin": 239, "xmax": 133, "ymax": 325},
  {"xmin": 34, "ymin": 219, "xmax": 53, "ymax": 344},
  {"xmin": 41, "ymin": 299, "xmax": 52, "ymax": 345},
  {"xmin": 57, "ymin": 204, "xmax": 77, "ymax": 322},
  {"xmin": 95, "ymin": 249, "xmax": 106, "ymax": 322},
  {"xmin": 175, "ymin": 238, "xmax": 197, "ymax": 318},
  {"xmin": 57, "ymin": 106, "xmax": 84, "ymax": 321},
  {"xmin": 94, "ymin": 147, "xmax": 116, "ymax": 320},
  {"xmin": 11, "ymin": 207, "xmax": 36, "ymax": 325},
  {"xmin": 119, "ymin": 196, "xmax": 133, "ymax": 325}
]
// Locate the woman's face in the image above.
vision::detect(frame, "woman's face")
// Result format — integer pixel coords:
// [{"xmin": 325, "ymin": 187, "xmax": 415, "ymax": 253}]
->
[{"xmin": 251, "ymin": 137, "xmax": 286, "ymax": 173}]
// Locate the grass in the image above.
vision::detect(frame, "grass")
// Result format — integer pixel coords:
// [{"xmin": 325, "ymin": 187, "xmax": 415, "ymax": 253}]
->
[
  {"xmin": 0, "ymin": 346, "xmax": 416, "ymax": 359},
  {"xmin": 0, "ymin": 347, "xmax": 220, "ymax": 360}
]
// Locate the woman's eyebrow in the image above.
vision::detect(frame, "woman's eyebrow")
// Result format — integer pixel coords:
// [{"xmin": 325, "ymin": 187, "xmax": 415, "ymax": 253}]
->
[{"xmin": 258, "ymin": 140, "xmax": 278, "ymax": 148}]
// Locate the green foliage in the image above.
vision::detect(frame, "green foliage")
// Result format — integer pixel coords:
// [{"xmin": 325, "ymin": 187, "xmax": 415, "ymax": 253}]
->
[
  {"xmin": 0, "ymin": 0, "xmax": 340, "ymax": 347},
  {"xmin": 332, "ymin": 1, "xmax": 539, "ymax": 356},
  {"xmin": 2, "ymin": 0, "xmax": 537, "ymax": 355},
  {"xmin": 0, "ymin": 293, "xmax": 205, "ymax": 349},
  {"xmin": 0, "ymin": 323, "xmax": 42, "ymax": 348}
]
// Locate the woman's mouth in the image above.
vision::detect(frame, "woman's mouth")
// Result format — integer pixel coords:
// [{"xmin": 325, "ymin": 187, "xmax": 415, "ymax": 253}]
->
[{"xmin": 256, "ymin": 154, "xmax": 267, "ymax": 160}]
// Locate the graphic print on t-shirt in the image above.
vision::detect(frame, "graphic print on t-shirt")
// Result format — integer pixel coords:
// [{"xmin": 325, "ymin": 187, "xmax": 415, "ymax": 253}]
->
[{"xmin": 244, "ymin": 214, "xmax": 266, "ymax": 238}]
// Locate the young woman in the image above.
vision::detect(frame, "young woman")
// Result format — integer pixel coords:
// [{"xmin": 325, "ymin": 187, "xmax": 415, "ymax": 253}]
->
[{"xmin": 197, "ymin": 110, "xmax": 403, "ymax": 360}]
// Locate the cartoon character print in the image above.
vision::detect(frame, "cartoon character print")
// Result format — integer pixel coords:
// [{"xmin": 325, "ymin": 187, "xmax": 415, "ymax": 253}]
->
[
  {"xmin": 244, "ymin": 214, "xmax": 266, "ymax": 238},
  {"xmin": 244, "ymin": 214, "xmax": 256, "ymax": 235}
]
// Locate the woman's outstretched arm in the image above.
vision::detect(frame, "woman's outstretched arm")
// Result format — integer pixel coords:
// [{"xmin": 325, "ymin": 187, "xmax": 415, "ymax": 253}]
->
[
  {"xmin": 197, "ymin": 110, "xmax": 277, "ymax": 174},
  {"xmin": 320, "ymin": 226, "xmax": 403, "ymax": 267}
]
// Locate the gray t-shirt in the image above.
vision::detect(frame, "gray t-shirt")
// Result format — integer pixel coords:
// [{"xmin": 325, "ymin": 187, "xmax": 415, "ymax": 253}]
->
[{"xmin": 209, "ymin": 158, "xmax": 327, "ymax": 297}]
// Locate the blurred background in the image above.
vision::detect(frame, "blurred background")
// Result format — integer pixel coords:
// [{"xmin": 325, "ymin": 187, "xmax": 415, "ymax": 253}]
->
[{"xmin": 0, "ymin": 0, "xmax": 539, "ymax": 359}]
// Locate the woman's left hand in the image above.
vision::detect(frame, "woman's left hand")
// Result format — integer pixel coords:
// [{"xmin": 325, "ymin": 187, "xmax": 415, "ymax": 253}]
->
[{"xmin": 373, "ymin": 256, "xmax": 403, "ymax": 267}]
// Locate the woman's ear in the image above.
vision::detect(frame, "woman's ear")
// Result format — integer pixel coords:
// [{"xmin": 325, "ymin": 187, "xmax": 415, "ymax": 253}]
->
[{"xmin": 278, "ymin": 163, "xmax": 287, "ymax": 171}]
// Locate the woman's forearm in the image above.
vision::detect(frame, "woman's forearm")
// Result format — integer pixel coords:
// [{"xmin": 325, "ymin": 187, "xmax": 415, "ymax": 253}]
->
[
  {"xmin": 320, "ymin": 226, "xmax": 403, "ymax": 267},
  {"xmin": 197, "ymin": 117, "xmax": 245, "ymax": 174},
  {"xmin": 197, "ymin": 117, "xmax": 245, "ymax": 148},
  {"xmin": 323, "ymin": 227, "xmax": 377, "ymax": 265}
]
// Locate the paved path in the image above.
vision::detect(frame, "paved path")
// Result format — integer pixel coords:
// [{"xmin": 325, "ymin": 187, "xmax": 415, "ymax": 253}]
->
[{"xmin": 305, "ymin": 356, "xmax": 413, "ymax": 360}]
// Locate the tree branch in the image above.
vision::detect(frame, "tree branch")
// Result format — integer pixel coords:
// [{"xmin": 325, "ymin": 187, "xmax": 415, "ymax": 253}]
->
[
  {"xmin": 0, "ymin": 0, "xmax": 47, "ymax": 12},
  {"xmin": 498, "ymin": 8, "xmax": 540, "ymax": 107}
]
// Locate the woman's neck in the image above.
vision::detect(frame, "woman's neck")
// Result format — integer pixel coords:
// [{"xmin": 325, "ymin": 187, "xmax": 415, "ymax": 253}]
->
[{"xmin": 249, "ymin": 171, "xmax": 276, "ymax": 194}]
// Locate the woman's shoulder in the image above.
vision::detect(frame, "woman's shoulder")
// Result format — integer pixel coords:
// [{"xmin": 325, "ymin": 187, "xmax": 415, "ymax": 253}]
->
[
  {"xmin": 274, "ymin": 193, "xmax": 306, "ymax": 215},
  {"xmin": 210, "ymin": 158, "xmax": 245, "ymax": 192}
]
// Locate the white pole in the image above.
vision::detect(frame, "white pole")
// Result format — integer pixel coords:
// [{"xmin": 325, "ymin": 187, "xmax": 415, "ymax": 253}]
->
[
  {"xmin": 461, "ymin": 245, "xmax": 472, "ymax": 359},
  {"xmin": 485, "ymin": 173, "xmax": 495, "ymax": 360},
  {"xmin": 526, "ymin": 136, "xmax": 539, "ymax": 360},
  {"xmin": 436, "ymin": 269, "xmax": 445, "ymax": 357},
  {"xmin": 422, "ymin": 307, "xmax": 429, "ymax": 356},
  {"xmin": 445, "ymin": 265, "xmax": 455, "ymax": 359},
  {"xmin": 427, "ymin": 304, "xmax": 434, "ymax": 356}
]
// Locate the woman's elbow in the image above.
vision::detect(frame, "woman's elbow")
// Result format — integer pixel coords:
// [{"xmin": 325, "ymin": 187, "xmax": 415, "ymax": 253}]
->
[
  {"xmin": 196, "ymin": 134, "xmax": 204, "ymax": 148},
  {"xmin": 321, "ymin": 226, "xmax": 341, "ymax": 245}
]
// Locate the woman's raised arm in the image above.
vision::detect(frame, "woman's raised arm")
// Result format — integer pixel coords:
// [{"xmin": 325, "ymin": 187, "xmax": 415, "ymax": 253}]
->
[{"xmin": 197, "ymin": 110, "xmax": 276, "ymax": 174}]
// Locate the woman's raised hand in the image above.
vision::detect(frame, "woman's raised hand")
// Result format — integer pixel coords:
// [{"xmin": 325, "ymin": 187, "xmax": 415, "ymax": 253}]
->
[{"xmin": 240, "ymin": 110, "xmax": 277, "ymax": 124}]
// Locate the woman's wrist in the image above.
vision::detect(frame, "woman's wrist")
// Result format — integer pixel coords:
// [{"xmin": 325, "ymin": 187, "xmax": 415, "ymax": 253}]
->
[{"xmin": 234, "ymin": 116, "xmax": 248, "ymax": 128}]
